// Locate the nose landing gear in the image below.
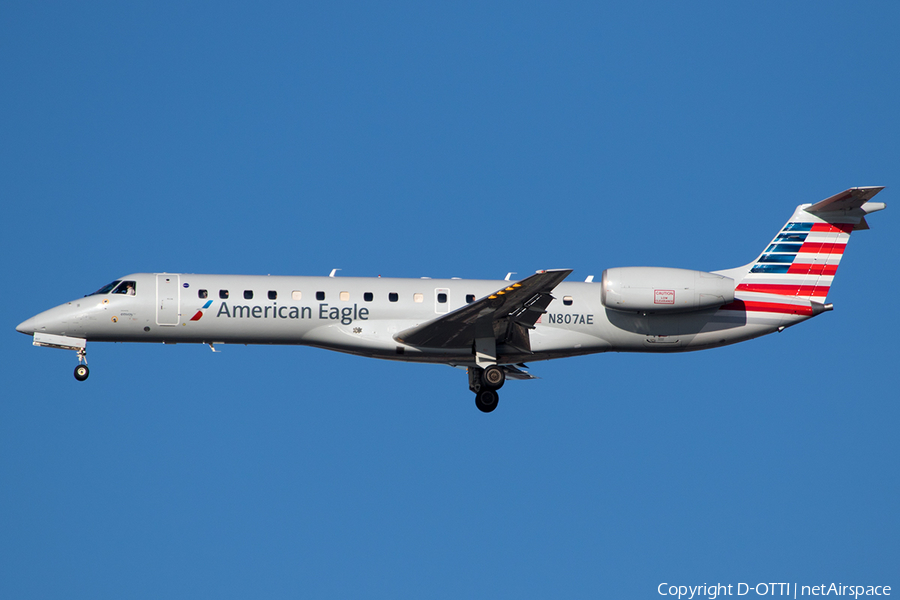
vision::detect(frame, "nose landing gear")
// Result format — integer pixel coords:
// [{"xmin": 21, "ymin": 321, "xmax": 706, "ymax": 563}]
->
[
  {"xmin": 74, "ymin": 348, "xmax": 89, "ymax": 381},
  {"xmin": 74, "ymin": 364, "xmax": 90, "ymax": 381}
]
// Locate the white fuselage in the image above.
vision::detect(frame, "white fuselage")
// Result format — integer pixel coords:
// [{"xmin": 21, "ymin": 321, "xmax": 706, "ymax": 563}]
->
[{"xmin": 17, "ymin": 272, "xmax": 806, "ymax": 367}]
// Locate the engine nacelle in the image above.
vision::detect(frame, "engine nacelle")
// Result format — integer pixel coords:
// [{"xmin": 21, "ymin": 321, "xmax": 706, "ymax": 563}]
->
[{"xmin": 601, "ymin": 267, "xmax": 734, "ymax": 314}]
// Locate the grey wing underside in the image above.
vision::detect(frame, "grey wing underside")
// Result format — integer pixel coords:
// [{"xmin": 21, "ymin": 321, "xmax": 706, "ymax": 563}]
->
[{"xmin": 394, "ymin": 269, "xmax": 573, "ymax": 353}]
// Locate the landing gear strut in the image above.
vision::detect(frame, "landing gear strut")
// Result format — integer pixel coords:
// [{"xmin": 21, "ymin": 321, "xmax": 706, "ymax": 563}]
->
[
  {"xmin": 469, "ymin": 366, "xmax": 505, "ymax": 413},
  {"xmin": 74, "ymin": 348, "xmax": 89, "ymax": 381}
]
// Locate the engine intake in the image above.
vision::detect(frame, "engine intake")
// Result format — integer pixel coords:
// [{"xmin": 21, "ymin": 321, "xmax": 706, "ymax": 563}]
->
[{"xmin": 601, "ymin": 267, "xmax": 734, "ymax": 314}]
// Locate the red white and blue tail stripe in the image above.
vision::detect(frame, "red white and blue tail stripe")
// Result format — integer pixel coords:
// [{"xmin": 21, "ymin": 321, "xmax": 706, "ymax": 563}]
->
[{"xmin": 721, "ymin": 187, "xmax": 885, "ymax": 317}]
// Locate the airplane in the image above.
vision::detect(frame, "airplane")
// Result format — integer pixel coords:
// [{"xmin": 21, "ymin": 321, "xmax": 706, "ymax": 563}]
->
[{"xmin": 16, "ymin": 187, "xmax": 886, "ymax": 412}]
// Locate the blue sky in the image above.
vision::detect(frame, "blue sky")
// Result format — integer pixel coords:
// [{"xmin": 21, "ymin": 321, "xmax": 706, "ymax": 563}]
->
[{"xmin": 2, "ymin": 2, "xmax": 898, "ymax": 598}]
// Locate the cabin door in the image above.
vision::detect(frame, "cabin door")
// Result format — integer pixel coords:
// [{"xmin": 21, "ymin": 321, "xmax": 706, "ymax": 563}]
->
[{"xmin": 156, "ymin": 274, "xmax": 181, "ymax": 326}]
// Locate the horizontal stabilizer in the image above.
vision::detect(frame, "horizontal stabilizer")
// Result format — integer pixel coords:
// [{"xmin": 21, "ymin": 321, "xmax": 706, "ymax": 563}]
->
[{"xmin": 806, "ymin": 186, "xmax": 884, "ymax": 212}]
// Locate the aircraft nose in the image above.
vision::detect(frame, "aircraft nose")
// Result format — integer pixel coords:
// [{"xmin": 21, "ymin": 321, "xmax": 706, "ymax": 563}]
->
[
  {"xmin": 16, "ymin": 316, "xmax": 37, "ymax": 335},
  {"xmin": 16, "ymin": 303, "xmax": 82, "ymax": 337}
]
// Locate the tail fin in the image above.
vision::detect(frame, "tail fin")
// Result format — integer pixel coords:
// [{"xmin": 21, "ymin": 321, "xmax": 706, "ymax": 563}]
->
[{"xmin": 733, "ymin": 187, "xmax": 885, "ymax": 302}]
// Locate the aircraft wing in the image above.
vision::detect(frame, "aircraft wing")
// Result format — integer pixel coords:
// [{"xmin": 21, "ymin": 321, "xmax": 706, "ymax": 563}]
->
[{"xmin": 394, "ymin": 269, "xmax": 572, "ymax": 350}]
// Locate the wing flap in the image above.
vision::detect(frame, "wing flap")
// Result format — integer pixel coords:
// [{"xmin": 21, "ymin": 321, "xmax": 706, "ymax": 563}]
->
[{"xmin": 503, "ymin": 363, "xmax": 539, "ymax": 380}]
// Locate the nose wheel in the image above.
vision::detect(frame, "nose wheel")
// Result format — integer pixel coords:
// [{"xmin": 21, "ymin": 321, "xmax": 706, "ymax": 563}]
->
[
  {"xmin": 73, "ymin": 348, "xmax": 89, "ymax": 381},
  {"xmin": 74, "ymin": 364, "xmax": 90, "ymax": 381}
]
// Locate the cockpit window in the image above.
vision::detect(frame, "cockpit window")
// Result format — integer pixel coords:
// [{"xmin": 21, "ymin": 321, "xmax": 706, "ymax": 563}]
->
[
  {"xmin": 89, "ymin": 280, "xmax": 121, "ymax": 295},
  {"xmin": 113, "ymin": 281, "xmax": 137, "ymax": 295}
]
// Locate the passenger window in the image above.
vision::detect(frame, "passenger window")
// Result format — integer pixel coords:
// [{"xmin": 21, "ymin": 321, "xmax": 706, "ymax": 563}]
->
[
  {"xmin": 466, "ymin": 294, "xmax": 475, "ymax": 303},
  {"xmin": 364, "ymin": 292, "xmax": 374, "ymax": 302},
  {"xmin": 199, "ymin": 289, "xmax": 208, "ymax": 299},
  {"xmin": 340, "ymin": 291, "xmax": 350, "ymax": 301},
  {"xmin": 220, "ymin": 290, "xmax": 229, "ymax": 299},
  {"xmin": 389, "ymin": 292, "xmax": 399, "ymax": 302},
  {"xmin": 268, "ymin": 290, "xmax": 277, "ymax": 300},
  {"xmin": 316, "ymin": 291, "xmax": 325, "ymax": 301},
  {"xmin": 437, "ymin": 293, "xmax": 447, "ymax": 303},
  {"xmin": 244, "ymin": 290, "xmax": 253, "ymax": 300},
  {"xmin": 414, "ymin": 293, "xmax": 423, "ymax": 303},
  {"xmin": 292, "ymin": 291, "xmax": 302, "ymax": 300},
  {"xmin": 563, "ymin": 296, "xmax": 573, "ymax": 306},
  {"xmin": 113, "ymin": 281, "xmax": 137, "ymax": 295}
]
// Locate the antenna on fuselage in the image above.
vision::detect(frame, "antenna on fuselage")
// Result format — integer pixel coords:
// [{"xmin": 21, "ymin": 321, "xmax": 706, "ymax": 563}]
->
[
  {"xmin": 329, "ymin": 269, "xmax": 341, "ymax": 278},
  {"xmin": 505, "ymin": 272, "xmax": 516, "ymax": 281}
]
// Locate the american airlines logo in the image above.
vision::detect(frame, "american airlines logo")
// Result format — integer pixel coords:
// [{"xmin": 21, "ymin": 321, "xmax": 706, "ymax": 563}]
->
[{"xmin": 190, "ymin": 300, "xmax": 213, "ymax": 321}]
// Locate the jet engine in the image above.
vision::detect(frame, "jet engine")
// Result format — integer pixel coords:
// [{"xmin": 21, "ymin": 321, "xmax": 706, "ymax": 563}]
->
[{"xmin": 600, "ymin": 267, "xmax": 734, "ymax": 314}]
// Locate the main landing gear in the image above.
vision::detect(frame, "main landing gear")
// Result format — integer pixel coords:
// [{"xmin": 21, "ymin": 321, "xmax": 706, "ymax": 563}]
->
[
  {"xmin": 469, "ymin": 365, "xmax": 506, "ymax": 413},
  {"xmin": 73, "ymin": 348, "xmax": 89, "ymax": 381}
]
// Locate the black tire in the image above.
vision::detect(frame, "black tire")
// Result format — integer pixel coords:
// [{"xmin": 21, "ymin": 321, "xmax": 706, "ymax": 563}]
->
[
  {"xmin": 475, "ymin": 389, "xmax": 499, "ymax": 413},
  {"xmin": 482, "ymin": 365, "xmax": 506, "ymax": 389},
  {"xmin": 74, "ymin": 365, "xmax": 90, "ymax": 381}
]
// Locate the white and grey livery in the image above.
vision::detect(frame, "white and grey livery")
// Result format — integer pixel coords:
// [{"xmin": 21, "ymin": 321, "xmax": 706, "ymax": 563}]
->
[{"xmin": 16, "ymin": 187, "xmax": 886, "ymax": 412}]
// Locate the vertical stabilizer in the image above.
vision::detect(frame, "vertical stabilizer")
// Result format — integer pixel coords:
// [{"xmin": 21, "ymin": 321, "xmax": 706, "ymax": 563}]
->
[{"xmin": 733, "ymin": 187, "xmax": 885, "ymax": 302}]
